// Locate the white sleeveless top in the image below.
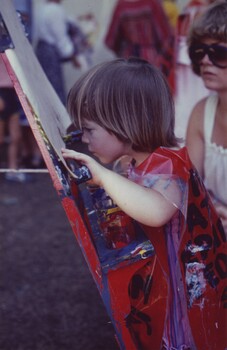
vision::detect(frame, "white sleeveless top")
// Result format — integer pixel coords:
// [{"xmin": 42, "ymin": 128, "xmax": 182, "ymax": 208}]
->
[{"xmin": 204, "ymin": 95, "xmax": 227, "ymax": 205}]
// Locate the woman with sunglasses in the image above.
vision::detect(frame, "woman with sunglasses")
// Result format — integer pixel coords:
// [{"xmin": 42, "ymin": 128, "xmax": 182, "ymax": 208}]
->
[{"xmin": 186, "ymin": 0, "xmax": 227, "ymax": 233}]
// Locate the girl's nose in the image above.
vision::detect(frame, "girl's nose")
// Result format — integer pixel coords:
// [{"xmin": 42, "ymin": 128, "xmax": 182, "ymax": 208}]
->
[{"xmin": 82, "ymin": 133, "xmax": 89, "ymax": 144}]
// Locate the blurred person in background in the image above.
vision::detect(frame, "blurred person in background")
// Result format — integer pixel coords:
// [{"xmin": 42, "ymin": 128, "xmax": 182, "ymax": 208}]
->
[
  {"xmin": 104, "ymin": 0, "xmax": 175, "ymax": 91},
  {"xmin": 162, "ymin": 0, "xmax": 179, "ymax": 29},
  {"xmin": 174, "ymin": 0, "xmax": 214, "ymax": 139},
  {"xmin": 186, "ymin": 0, "xmax": 227, "ymax": 233},
  {"xmin": 19, "ymin": 109, "xmax": 44, "ymax": 169},
  {"xmin": 35, "ymin": 0, "xmax": 81, "ymax": 104},
  {"xmin": 0, "ymin": 55, "xmax": 28, "ymax": 182}
]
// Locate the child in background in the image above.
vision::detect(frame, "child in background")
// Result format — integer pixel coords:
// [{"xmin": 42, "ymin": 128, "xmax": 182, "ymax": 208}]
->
[
  {"xmin": 186, "ymin": 1, "xmax": 227, "ymax": 233},
  {"xmin": 62, "ymin": 57, "xmax": 226, "ymax": 350}
]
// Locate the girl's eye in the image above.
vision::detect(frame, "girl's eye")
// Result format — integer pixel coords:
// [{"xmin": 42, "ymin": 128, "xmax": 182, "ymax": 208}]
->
[{"xmin": 82, "ymin": 127, "xmax": 92, "ymax": 133}]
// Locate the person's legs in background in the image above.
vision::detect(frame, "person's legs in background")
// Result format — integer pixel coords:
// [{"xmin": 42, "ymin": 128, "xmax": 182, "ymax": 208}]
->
[
  {"xmin": 0, "ymin": 88, "xmax": 32, "ymax": 182},
  {"xmin": 7, "ymin": 111, "xmax": 21, "ymax": 170},
  {"xmin": 19, "ymin": 110, "xmax": 45, "ymax": 169}
]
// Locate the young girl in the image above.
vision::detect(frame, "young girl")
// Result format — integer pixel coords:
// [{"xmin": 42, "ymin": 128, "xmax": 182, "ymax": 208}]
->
[
  {"xmin": 186, "ymin": 1, "xmax": 227, "ymax": 233},
  {"xmin": 62, "ymin": 58, "xmax": 226, "ymax": 350}
]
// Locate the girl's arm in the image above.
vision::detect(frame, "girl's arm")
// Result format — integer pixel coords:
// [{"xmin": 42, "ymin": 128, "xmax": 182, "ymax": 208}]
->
[
  {"xmin": 186, "ymin": 99, "xmax": 206, "ymax": 178},
  {"xmin": 62, "ymin": 148, "xmax": 179, "ymax": 227}
]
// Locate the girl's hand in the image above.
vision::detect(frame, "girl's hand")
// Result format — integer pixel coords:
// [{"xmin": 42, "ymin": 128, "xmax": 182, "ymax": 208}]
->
[{"xmin": 61, "ymin": 148, "xmax": 107, "ymax": 186}]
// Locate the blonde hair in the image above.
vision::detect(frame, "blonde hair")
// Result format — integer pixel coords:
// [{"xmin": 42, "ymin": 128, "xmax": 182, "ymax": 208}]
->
[{"xmin": 68, "ymin": 57, "xmax": 178, "ymax": 152}]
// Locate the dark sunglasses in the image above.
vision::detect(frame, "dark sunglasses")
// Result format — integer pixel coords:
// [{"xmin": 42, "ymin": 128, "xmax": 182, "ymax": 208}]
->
[{"xmin": 189, "ymin": 43, "xmax": 227, "ymax": 69}]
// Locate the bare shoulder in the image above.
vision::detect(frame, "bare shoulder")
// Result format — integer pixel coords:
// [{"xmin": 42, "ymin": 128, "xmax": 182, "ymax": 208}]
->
[
  {"xmin": 186, "ymin": 97, "xmax": 208, "ymax": 176},
  {"xmin": 187, "ymin": 97, "xmax": 207, "ymax": 134}
]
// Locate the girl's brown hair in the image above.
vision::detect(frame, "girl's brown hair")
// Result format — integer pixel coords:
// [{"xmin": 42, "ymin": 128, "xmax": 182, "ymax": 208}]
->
[
  {"xmin": 67, "ymin": 57, "xmax": 178, "ymax": 153},
  {"xmin": 187, "ymin": 0, "xmax": 227, "ymax": 75}
]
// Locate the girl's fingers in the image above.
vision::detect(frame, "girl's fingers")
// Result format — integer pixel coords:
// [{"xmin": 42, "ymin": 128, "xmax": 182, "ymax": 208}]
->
[
  {"xmin": 61, "ymin": 148, "xmax": 91, "ymax": 165},
  {"xmin": 61, "ymin": 148, "xmax": 82, "ymax": 159}
]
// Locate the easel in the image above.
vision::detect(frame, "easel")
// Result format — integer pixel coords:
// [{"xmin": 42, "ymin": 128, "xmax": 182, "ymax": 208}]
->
[{"xmin": 0, "ymin": 2, "xmax": 155, "ymax": 349}]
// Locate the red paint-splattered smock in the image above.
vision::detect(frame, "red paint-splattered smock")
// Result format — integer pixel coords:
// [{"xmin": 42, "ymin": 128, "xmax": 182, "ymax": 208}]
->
[{"xmin": 126, "ymin": 147, "xmax": 226, "ymax": 350}]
